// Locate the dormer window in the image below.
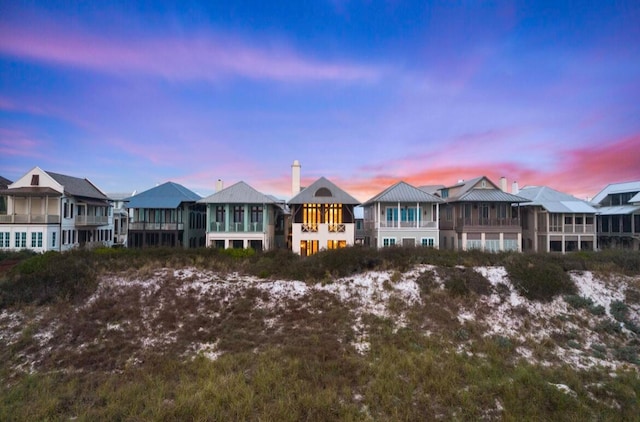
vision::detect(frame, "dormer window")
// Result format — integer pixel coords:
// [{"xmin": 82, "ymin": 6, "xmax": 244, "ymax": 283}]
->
[
  {"xmin": 31, "ymin": 174, "xmax": 39, "ymax": 186},
  {"xmin": 314, "ymin": 187, "xmax": 332, "ymax": 197}
]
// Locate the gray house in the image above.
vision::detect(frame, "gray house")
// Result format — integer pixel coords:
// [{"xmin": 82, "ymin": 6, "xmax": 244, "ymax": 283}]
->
[
  {"xmin": 592, "ymin": 180, "xmax": 640, "ymax": 250},
  {"xmin": 517, "ymin": 186, "xmax": 597, "ymax": 253},
  {"xmin": 362, "ymin": 181, "xmax": 442, "ymax": 248}
]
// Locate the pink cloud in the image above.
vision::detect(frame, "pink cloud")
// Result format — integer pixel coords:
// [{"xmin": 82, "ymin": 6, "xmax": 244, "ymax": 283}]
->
[
  {"xmin": 0, "ymin": 128, "xmax": 48, "ymax": 159},
  {"xmin": 0, "ymin": 22, "xmax": 381, "ymax": 83}
]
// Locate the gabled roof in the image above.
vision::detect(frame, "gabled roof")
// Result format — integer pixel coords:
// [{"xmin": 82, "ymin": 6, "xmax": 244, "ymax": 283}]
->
[
  {"xmin": 418, "ymin": 184, "xmax": 445, "ymax": 195},
  {"xmin": 592, "ymin": 180, "xmax": 640, "ymax": 204},
  {"xmin": 517, "ymin": 186, "xmax": 596, "ymax": 213},
  {"xmin": 45, "ymin": 171, "xmax": 108, "ymax": 200},
  {"xmin": 198, "ymin": 181, "xmax": 278, "ymax": 204},
  {"xmin": 442, "ymin": 176, "xmax": 528, "ymax": 203},
  {"xmin": 288, "ymin": 177, "xmax": 360, "ymax": 205},
  {"xmin": 0, "ymin": 176, "xmax": 12, "ymax": 189},
  {"xmin": 127, "ymin": 182, "xmax": 201, "ymax": 209},
  {"xmin": 362, "ymin": 181, "xmax": 442, "ymax": 206}
]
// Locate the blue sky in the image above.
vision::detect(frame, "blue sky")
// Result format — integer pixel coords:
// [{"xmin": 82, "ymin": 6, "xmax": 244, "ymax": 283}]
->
[{"xmin": 1, "ymin": 1, "xmax": 639, "ymax": 200}]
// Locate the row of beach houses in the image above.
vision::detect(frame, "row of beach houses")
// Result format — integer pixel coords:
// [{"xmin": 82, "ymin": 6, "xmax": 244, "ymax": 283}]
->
[{"xmin": 1, "ymin": 162, "xmax": 639, "ymax": 255}]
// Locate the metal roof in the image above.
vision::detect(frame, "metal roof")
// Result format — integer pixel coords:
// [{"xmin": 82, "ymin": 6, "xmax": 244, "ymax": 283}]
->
[
  {"xmin": 418, "ymin": 184, "xmax": 445, "ymax": 195},
  {"xmin": 0, "ymin": 186, "xmax": 61, "ymax": 197},
  {"xmin": 596, "ymin": 205, "xmax": 640, "ymax": 215},
  {"xmin": 126, "ymin": 182, "xmax": 201, "ymax": 209},
  {"xmin": 363, "ymin": 181, "xmax": 442, "ymax": 205},
  {"xmin": 0, "ymin": 176, "xmax": 12, "ymax": 190},
  {"xmin": 630, "ymin": 192, "xmax": 640, "ymax": 204},
  {"xmin": 288, "ymin": 177, "xmax": 360, "ymax": 205},
  {"xmin": 457, "ymin": 189, "xmax": 529, "ymax": 203},
  {"xmin": 517, "ymin": 186, "xmax": 597, "ymax": 213},
  {"xmin": 592, "ymin": 180, "xmax": 640, "ymax": 204},
  {"xmin": 46, "ymin": 171, "xmax": 108, "ymax": 200},
  {"xmin": 198, "ymin": 181, "xmax": 278, "ymax": 204}
]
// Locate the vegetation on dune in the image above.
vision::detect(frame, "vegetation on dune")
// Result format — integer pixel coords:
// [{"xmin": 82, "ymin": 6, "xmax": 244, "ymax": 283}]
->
[{"xmin": 1, "ymin": 246, "xmax": 639, "ymax": 420}]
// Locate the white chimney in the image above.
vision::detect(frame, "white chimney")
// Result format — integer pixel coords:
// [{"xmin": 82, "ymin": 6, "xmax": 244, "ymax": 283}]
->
[
  {"xmin": 512, "ymin": 181, "xmax": 519, "ymax": 194},
  {"xmin": 216, "ymin": 179, "xmax": 224, "ymax": 192},
  {"xmin": 500, "ymin": 176, "xmax": 507, "ymax": 192},
  {"xmin": 292, "ymin": 160, "xmax": 301, "ymax": 196}
]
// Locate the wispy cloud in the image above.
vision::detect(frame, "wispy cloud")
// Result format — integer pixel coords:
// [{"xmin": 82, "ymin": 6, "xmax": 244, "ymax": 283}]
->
[
  {"xmin": 0, "ymin": 128, "xmax": 48, "ymax": 159},
  {"xmin": 0, "ymin": 22, "xmax": 381, "ymax": 83}
]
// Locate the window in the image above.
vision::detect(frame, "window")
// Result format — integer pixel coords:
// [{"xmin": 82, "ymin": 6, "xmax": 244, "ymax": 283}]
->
[
  {"xmin": 52, "ymin": 232, "xmax": 56, "ymax": 248},
  {"xmin": 497, "ymin": 204, "xmax": 508, "ymax": 219},
  {"xmin": 31, "ymin": 174, "xmax": 39, "ymax": 186},
  {"xmin": 72, "ymin": 230, "xmax": 76, "ymax": 244},
  {"xmin": 441, "ymin": 189, "xmax": 449, "ymax": 199},
  {"xmin": 0, "ymin": 232, "xmax": 9, "ymax": 248},
  {"xmin": 15, "ymin": 232, "xmax": 26, "ymax": 248},
  {"xmin": 233, "ymin": 206, "xmax": 244, "ymax": 223},
  {"xmin": 466, "ymin": 240, "xmax": 482, "ymax": 250},
  {"xmin": 564, "ymin": 216, "xmax": 572, "ymax": 225},
  {"xmin": 63, "ymin": 202, "xmax": 69, "ymax": 218},
  {"xmin": 300, "ymin": 240, "xmax": 319, "ymax": 256},
  {"xmin": 314, "ymin": 187, "xmax": 332, "ymax": 197},
  {"xmin": 479, "ymin": 203, "xmax": 489, "ymax": 223},
  {"xmin": 445, "ymin": 207, "xmax": 453, "ymax": 221},
  {"xmin": 70, "ymin": 204, "xmax": 74, "ymax": 218},
  {"xmin": 31, "ymin": 232, "xmax": 43, "ymax": 248},
  {"xmin": 550, "ymin": 214, "xmax": 562, "ymax": 232},
  {"xmin": 215, "ymin": 206, "xmax": 225, "ymax": 223},
  {"xmin": 421, "ymin": 238, "xmax": 435, "ymax": 247},
  {"xmin": 327, "ymin": 240, "xmax": 347, "ymax": 249},
  {"xmin": 251, "ymin": 206, "xmax": 263, "ymax": 223},
  {"xmin": 383, "ymin": 238, "xmax": 396, "ymax": 247}
]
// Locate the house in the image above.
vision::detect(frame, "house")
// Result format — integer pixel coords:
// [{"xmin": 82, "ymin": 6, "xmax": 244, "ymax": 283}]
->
[
  {"xmin": 288, "ymin": 162, "xmax": 360, "ymax": 256},
  {"xmin": 126, "ymin": 182, "xmax": 206, "ymax": 248},
  {"xmin": 591, "ymin": 180, "xmax": 640, "ymax": 250},
  {"xmin": 0, "ymin": 166, "xmax": 113, "ymax": 252},
  {"xmin": 433, "ymin": 176, "xmax": 528, "ymax": 252},
  {"xmin": 362, "ymin": 181, "xmax": 442, "ymax": 248},
  {"xmin": 517, "ymin": 186, "xmax": 597, "ymax": 253},
  {"xmin": 198, "ymin": 181, "xmax": 286, "ymax": 250},
  {"xmin": 108, "ymin": 192, "xmax": 132, "ymax": 247},
  {"xmin": 354, "ymin": 206, "xmax": 365, "ymax": 245}
]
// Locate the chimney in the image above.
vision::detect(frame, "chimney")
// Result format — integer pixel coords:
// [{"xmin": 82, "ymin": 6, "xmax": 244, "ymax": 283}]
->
[
  {"xmin": 216, "ymin": 179, "xmax": 224, "ymax": 192},
  {"xmin": 500, "ymin": 176, "xmax": 507, "ymax": 192},
  {"xmin": 512, "ymin": 181, "xmax": 519, "ymax": 195},
  {"xmin": 292, "ymin": 160, "xmax": 301, "ymax": 196}
]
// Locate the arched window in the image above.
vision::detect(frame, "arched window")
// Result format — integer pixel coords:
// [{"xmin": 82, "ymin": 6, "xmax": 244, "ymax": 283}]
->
[{"xmin": 314, "ymin": 187, "xmax": 332, "ymax": 197}]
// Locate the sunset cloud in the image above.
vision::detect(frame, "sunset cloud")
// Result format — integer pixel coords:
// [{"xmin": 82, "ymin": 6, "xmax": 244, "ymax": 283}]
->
[{"xmin": 0, "ymin": 22, "xmax": 381, "ymax": 83}]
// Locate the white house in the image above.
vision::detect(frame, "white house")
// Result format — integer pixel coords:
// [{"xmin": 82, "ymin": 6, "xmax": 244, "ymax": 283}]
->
[
  {"xmin": 362, "ymin": 181, "xmax": 442, "ymax": 248},
  {"xmin": 288, "ymin": 162, "xmax": 360, "ymax": 256},
  {"xmin": 0, "ymin": 166, "xmax": 113, "ymax": 252}
]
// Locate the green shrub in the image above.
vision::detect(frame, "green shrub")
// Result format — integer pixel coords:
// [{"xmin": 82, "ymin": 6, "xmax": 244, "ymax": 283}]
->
[
  {"xmin": 0, "ymin": 250, "xmax": 96, "ymax": 307},
  {"xmin": 588, "ymin": 305, "xmax": 606, "ymax": 316},
  {"xmin": 505, "ymin": 254, "xmax": 576, "ymax": 302},
  {"xmin": 610, "ymin": 301, "xmax": 628, "ymax": 322},
  {"xmin": 563, "ymin": 295, "xmax": 593, "ymax": 309},
  {"xmin": 439, "ymin": 267, "xmax": 491, "ymax": 297}
]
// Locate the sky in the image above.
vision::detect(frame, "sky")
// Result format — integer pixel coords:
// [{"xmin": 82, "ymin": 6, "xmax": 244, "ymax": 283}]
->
[{"xmin": 1, "ymin": 1, "xmax": 639, "ymax": 201}]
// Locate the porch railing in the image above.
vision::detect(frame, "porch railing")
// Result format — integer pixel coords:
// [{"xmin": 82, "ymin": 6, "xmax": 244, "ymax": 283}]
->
[{"xmin": 0, "ymin": 214, "xmax": 60, "ymax": 224}]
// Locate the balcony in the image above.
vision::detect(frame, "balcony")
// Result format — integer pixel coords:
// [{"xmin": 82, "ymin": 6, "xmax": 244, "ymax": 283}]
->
[
  {"xmin": 552, "ymin": 224, "xmax": 595, "ymax": 234},
  {"xmin": 379, "ymin": 220, "xmax": 437, "ymax": 229},
  {"xmin": 0, "ymin": 214, "xmax": 60, "ymax": 224},
  {"xmin": 302, "ymin": 223, "xmax": 318, "ymax": 233},
  {"xmin": 76, "ymin": 215, "xmax": 109, "ymax": 226},
  {"xmin": 129, "ymin": 222, "xmax": 184, "ymax": 231},
  {"xmin": 209, "ymin": 221, "xmax": 265, "ymax": 232},
  {"xmin": 328, "ymin": 223, "xmax": 346, "ymax": 233},
  {"xmin": 455, "ymin": 218, "xmax": 520, "ymax": 231}
]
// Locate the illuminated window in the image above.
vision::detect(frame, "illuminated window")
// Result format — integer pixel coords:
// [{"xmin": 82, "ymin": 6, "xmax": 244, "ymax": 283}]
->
[
  {"xmin": 327, "ymin": 240, "xmax": 347, "ymax": 249},
  {"xmin": 325, "ymin": 204, "xmax": 343, "ymax": 224},
  {"xmin": 300, "ymin": 240, "xmax": 319, "ymax": 256}
]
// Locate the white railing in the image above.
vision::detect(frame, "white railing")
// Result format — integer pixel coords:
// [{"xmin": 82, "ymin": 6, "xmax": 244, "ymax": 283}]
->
[
  {"xmin": 129, "ymin": 222, "xmax": 184, "ymax": 230},
  {"xmin": 379, "ymin": 220, "xmax": 437, "ymax": 229},
  {"xmin": 0, "ymin": 214, "xmax": 60, "ymax": 223},
  {"xmin": 302, "ymin": 223, "xmax": 318, "ymax": 233},
  {"xmin": 328, "ymin": 223, "xmax": 346, "ymax": 233},
  {"xmin": 76, "ymin": 215, "xmax": 109, "ymax": 226}
]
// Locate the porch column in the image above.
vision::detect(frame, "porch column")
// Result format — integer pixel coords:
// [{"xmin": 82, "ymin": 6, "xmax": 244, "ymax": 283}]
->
[
  {"xmin": 397, "ymin": 202, "xmax": 400, "ymax": 228},
  {"xmin": 416, "ymin": 202, "xmax": 420, "ymax": 228}
]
